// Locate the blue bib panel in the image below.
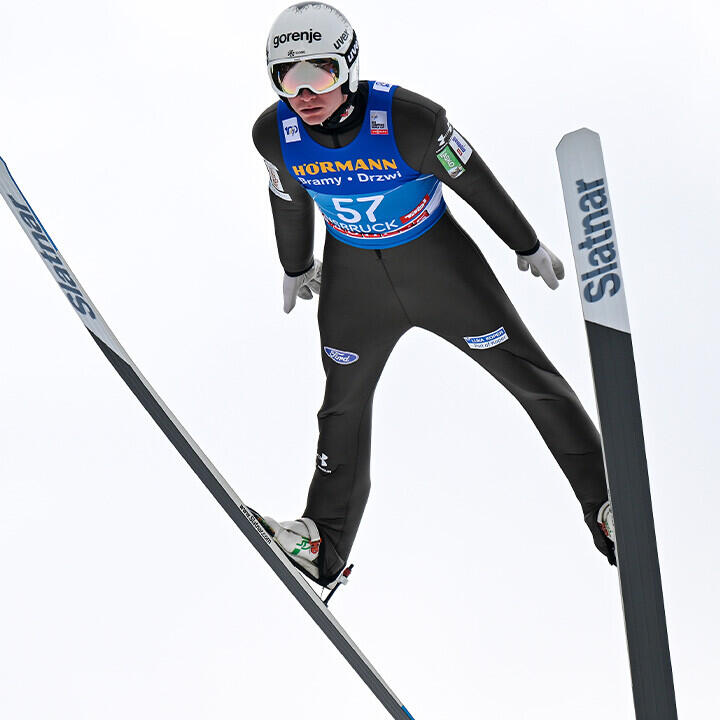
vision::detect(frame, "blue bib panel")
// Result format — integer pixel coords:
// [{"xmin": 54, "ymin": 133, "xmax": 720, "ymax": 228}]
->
[{"xmin": 277, "ymin": 81, "xmax": 446, "ymax": 249}]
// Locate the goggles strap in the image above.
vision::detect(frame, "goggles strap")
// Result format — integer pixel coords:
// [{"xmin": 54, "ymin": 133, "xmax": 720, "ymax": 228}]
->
[{"xmin": 343, "ymin": 31, "xmax": 359, "ymax": 70}]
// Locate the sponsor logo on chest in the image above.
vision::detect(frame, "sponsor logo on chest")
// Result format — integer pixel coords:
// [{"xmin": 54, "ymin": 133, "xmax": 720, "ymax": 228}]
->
[
  {"xmin": 282, "ymin": 117, "xmax": 301, "ymax": 143},
  {"xmin": 292, "ymin": 157, "xmax": 398, "ymax": 175},
  {"xmin": 290, "ymin": 157, "xmax": 402, "ymax": 187},
  {"xmin": 370, "ymin": 110, "xmax": 388, "ymax": 135}
]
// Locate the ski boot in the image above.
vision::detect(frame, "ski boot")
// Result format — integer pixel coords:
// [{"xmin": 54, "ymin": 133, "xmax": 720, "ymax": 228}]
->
[
  {"xmin": 584, "ymin": 499, "xmax": 617, "ymax": 565},
  {"xmin": 263, "ymin": 516, "xmax": 323, "ymax": 580},
  {"xmin": 597, "ymin": 500, "xmax": 615, "ymax": 543},
  {"xmin": 249, "ymin": 509, "xmax": 353, "ymax": 599}
]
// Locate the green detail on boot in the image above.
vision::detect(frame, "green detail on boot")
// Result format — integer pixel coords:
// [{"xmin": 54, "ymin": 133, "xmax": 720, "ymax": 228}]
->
[{"xmin": 291, "ymin": 537, "xmax": 310, "ymax": 556}]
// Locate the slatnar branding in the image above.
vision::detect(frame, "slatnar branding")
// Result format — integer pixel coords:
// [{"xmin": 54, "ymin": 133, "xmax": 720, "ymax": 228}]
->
[
  {"xmin": 574, "ymin": 177, "xmax": 620, "ymax": 302},
  {"xmin": 239, "ymin": 505, "xmax": 273, "ymax": 545},
  {"xmin": 7, "ymin": 194, "xmax": 96, "ymax": 319},
  {"xmin": 273, "ymin": 29, "xmax": 322, "ymax": 49}
]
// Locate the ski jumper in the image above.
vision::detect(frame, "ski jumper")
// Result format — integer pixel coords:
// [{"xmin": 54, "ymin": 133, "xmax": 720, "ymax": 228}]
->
[{"xmin": 253, "ymin": 81, "xmax": 609, "ymax": 583}]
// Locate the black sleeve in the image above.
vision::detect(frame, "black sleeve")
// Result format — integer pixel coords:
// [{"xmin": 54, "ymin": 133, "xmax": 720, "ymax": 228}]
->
[
  {"xmin": 391, "ymin": 87, "xmax": 539, "ymax": 254},
  {"xmin": 251, "ymin": 104, "xmax": 316, "ymax": 276}
]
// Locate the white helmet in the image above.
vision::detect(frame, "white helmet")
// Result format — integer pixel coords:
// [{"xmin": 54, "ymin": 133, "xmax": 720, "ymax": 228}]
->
[{"xmin": 266, "ymin": 3, "xmax": 359, "ymax": 98}]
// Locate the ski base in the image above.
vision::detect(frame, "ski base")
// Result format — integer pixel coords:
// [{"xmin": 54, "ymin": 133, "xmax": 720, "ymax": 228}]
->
[{"xmin": 0, "ymin": 155, "xmax": 414, "ymax": 720}]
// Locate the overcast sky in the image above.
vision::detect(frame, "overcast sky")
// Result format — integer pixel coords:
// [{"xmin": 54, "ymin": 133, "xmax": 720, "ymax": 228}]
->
[{"xmin": 1, "ymin": 1, "xmax": 718, "ymax": 718}]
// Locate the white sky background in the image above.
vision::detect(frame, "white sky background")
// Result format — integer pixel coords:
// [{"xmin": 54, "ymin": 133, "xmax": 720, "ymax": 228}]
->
[{"xmin": 0, "ymin": 0, "xmax": 717, "ymax": 717}]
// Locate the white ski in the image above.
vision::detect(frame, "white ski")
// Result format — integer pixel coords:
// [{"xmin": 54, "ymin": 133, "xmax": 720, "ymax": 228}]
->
[
  {"xmin": 0, "ymin": 156, "xmax": 416, "ymax": 720},
  {"xmin": 557, "ymin": 129, "xmax": 677, "ymax": 719}
]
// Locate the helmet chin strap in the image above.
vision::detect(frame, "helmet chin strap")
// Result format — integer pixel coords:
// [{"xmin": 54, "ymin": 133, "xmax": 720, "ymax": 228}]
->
[
  {"xmin": 280, "ymin": 86, "xmax": 359, "ymax": 129},
  {"xmin": 320, "ymin": 89, "xmax": 356, "ymax": 127}
]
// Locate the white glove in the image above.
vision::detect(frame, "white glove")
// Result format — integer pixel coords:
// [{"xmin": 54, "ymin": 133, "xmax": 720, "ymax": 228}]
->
[
  {"xmin": 516, "ymin": 242, "xmax": 565, "ymax": 290},
  {"xmin": 283, "ymin": 259, "xmax": 322, "ymax": 313}
]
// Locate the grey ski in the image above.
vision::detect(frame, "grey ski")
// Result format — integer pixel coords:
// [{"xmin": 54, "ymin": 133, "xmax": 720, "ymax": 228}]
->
[
  {"xmin": 0, "ymin": 156, "xmax": 416, "ymax": 720},
  {"xmin": 557, "ymin": 129, "xmax": 677, "ymax": 719}
]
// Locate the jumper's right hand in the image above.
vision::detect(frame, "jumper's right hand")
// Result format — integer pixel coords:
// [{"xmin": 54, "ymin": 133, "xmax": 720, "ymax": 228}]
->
[{"xmin": 283, "ymin": 259, "xmax": 322, "ymax": 313}]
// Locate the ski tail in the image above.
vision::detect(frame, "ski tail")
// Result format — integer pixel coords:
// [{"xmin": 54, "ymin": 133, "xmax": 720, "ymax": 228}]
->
[
  {"xmin": 557, "ymin": 130, "xmax": 678, "ymax": 720},
  {"xmin": 0, "ymin": 156, "xmax": 414, "ymax": 720}
]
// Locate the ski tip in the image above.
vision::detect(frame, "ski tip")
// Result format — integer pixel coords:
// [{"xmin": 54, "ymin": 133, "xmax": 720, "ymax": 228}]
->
[
  {"xmin": 556, "ymin": 127, "xmax": 599, "ymax": 151},
  {"xmin": 401, "ymin": 706, "xmax": 416, "ymax": 720}
]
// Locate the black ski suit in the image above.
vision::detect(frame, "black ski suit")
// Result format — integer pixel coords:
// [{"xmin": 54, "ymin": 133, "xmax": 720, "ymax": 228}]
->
[{"xmin": 253, "ymin": 82, "xmax": 611, "ymax": 583}]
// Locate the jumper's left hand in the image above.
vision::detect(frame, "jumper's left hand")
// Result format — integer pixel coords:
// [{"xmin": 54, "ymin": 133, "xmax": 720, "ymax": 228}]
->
[{"xmin": 517, "ymin": 242, "xmax": 565, "ymax": 290}]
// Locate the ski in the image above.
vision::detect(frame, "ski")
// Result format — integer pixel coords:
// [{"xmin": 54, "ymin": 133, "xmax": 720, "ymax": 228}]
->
[
  {"xmin": 556, "ymin": 129, "xmax": 677, "ymax": 719},
  {"xmin": 0, "ymin": 157, "xmax": 416, "ymax": 720}
]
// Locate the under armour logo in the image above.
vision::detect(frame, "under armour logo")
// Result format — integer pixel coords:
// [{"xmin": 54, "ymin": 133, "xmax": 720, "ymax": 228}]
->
[
  {"xmin": 317, "ymin": 452, "xmax": 332, "ymax": 474},
  {"xmin": 437, "ymin": 123, "xmax": 453, "ymax": 147}
]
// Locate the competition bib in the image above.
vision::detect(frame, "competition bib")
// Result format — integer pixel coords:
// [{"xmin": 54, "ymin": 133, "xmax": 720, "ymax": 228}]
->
[{"xmin": 277, "ymin": 81, "xmax": 446, "ymax": 249}]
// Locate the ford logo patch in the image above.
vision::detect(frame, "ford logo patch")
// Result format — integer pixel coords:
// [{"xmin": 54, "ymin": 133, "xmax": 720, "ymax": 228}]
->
[{"xmin": 324, "ymin": 346, "xmax": 359, "ymax": 365}]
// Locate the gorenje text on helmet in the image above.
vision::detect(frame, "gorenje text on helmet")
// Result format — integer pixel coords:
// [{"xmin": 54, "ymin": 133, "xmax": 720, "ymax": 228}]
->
[{"xmin": 273, "ymin": 29, "xmax": 322, "ymax": 48}]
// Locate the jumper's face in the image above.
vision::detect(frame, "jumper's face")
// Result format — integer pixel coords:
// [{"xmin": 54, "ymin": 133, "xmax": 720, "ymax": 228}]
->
[{"xmin": 288, "ymin": 87, "xmax": 347, "ymax": 125}]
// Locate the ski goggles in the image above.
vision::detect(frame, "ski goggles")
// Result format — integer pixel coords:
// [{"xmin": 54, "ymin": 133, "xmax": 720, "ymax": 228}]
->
[{"xmin": 268, "ymin": 56, "xmax": 347, "ymax": 98}]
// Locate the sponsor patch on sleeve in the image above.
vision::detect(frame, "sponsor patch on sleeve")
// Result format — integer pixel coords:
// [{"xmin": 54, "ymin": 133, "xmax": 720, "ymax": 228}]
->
[
  {"xmin": 264, "ymin": 159, "xmax": 291, "ymax": 201},
  {"xmin": 436, "ymin": 145, "xmax": 465, "ymax": 178},
  {"xmin": 372, "ymin": 81, "xmax": 392, "ymax": 92},
  {"xmin": 464, "ymin": 327, "xmax": 509, "ymax": 350},
  {"xmin": 449, "ymin": 130, "xmax": 472, "ymax": 163}
]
